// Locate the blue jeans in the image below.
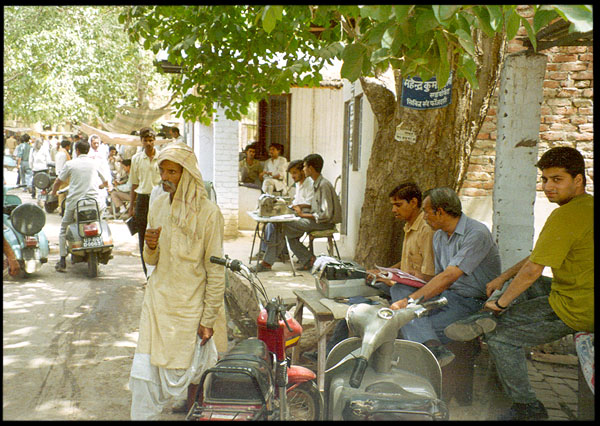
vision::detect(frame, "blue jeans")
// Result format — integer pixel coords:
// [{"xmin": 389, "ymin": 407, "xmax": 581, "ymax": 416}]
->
[
  {"xmin": 484, "ymin": 294, "xmax": 574, "ymax": 403},
  {"xmin": 390, "ymin": 284, "xmax": 484, "ymax": 345}
]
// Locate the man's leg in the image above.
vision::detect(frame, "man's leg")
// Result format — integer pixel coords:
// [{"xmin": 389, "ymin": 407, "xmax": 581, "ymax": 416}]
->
[
  {"xmin": 56, "ymin": 205, "xmax": 75, "ymax": 271},
  {"xmin": 485, "ymin": 296, "xmax": 575, "ymax": 406},
  {"xmin": 262, "ymin": 223, "xmax": 285, "ymax": 266},
  {"xmin": 284, "ymin": 220, "xmax": 333, "ymax": 267},
  {"xmin": 135, "ymin": 194, "xmax": 150, "ymax": 277}
]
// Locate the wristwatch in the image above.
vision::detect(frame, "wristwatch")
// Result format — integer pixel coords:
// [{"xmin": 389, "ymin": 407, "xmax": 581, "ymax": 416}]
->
[{"xmin": 494, "ymin": 299, "xmax": 508, "ymax": 310}]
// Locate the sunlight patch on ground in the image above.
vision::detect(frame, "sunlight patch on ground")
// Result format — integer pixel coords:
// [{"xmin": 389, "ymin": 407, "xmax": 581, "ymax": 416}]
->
[
  {"xmin": 3, "ymin": 355, "xmax": 18, "ymax": 366},
  {"xmin": 28, "ymin": 356, "xmax": 58, "ymax": 368},
  {"xmin": 113, "ymin": 340, "xmax": 137, "ymax": 348},
  {"xmin": 71, "ymin": 339, "xmax": 92, "ymax": 346},
  {"xmin": 4, "ymin": 341, "xmax": 31, "ymax": 349},
  {"xmin": 8, "ymin": 326, "xmax": 37, "ymax": 336},
  {"xmin": 63, "ymin": 312, "xmax": 84, "ymax": 319}
]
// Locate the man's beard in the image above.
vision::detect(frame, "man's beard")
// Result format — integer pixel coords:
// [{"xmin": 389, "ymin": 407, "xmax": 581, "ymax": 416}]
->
[{"xmin": 161, "ymin": 180, "xmax": 177, "ymax": 193}]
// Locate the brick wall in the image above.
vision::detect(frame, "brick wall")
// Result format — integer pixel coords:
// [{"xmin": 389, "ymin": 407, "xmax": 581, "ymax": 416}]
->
[{"xmin": 460, "ymin": 15, "xmax": 593, "ymax": 197}]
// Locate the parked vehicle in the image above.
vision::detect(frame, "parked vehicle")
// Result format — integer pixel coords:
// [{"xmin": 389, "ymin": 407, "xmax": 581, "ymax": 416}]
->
[
  {"xmin": 3, "ymin": 185, "xmax": 49, "ymax": 277},
  {"xmin": 64, "ymin": 196, "xmax": 114, "ymax": 278},
  {"xmin": 186, "ymin": 256, "xmax": 323, "ymax": 421},
  {"xmin": 32, "ymin": 162, "xmax": 59, "ymax": 213},
  {"xmin": 324, "ymin": 297, "xmax": 450, "ymax": 420}
]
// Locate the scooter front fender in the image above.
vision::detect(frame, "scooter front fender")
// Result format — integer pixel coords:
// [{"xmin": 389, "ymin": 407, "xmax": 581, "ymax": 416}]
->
[{"xmin": 287, "ymin": 364, "xmax": 316, "ymax": 384}]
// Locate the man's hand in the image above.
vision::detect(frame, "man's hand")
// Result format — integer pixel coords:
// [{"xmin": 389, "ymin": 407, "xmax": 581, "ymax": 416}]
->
[
  {"xmin": 485, "ymin": 276, "xmax": 506, "ymax": 298},
  {"xmin": 128, "ymin": 204, "xmax": 135, "ymax": 217},
  {"xmin": 390, "ymin": 298, "xmax": 409, "ymax": 311},
  {"xmin": 7, "ymin": 257, "xmax": 20, "ymax": 276},
  {"xmin": 483, "ymin": 299, "xmax": 505, "ymax": 314},
  {"xmin": 292, "ymin": 205, "xmax": 302, "ymax": 215},
  {"xmin": 197, "ymin": 325, "xmax": 214, "ymax": 345},
  {"xmin": 144, "ymin": 227, "xmax": 162, "ymax": 250}
]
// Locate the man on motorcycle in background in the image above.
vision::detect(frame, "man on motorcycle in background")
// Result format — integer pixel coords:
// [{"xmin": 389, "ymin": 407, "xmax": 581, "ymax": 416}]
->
[
  {"xmin": 51, "ymin": 140, "xmax": 110, "ymax": 272},
  {"xmin": 129, "ymin": 143, "xmax": 226, "ymax": 420}
]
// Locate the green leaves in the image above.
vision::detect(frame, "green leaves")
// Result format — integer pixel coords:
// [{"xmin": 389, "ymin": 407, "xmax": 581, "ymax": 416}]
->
[
  {"xmin": 341, "ymin": 43, "xmax": 368, "ymax": 82},
  {"xmin": 552, "ymin": 5, "xmax": 593, "ymax": 33},
  {"xmin": 260, "ymin": 5, "xmax": 283, "ymax": 33}
]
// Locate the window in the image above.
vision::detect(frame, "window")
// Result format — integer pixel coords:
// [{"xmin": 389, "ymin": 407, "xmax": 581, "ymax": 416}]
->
[{"xmin": 257, "ymin": 95, "xmax": 291, "ymax": 160}]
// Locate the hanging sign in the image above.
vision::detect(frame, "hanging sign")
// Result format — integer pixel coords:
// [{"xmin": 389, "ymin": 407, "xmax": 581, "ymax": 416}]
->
[{"xmin": 401, "ymin": 71, "xmax": 453, "ymax": 110}]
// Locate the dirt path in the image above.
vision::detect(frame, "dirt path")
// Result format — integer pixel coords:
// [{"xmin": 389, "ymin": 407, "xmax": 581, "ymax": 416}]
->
[{"xmin": 3, "ymin": 254, "xmax": 148, "ymax": 420}]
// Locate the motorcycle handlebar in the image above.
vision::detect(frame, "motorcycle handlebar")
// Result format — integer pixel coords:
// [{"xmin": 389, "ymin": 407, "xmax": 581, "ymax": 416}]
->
[
  {"xmin": 349, "ymin": 357, "xmax": 368, "ymax": 388},
  {"xmin": 209, "ymin": 256, "xmax": 243, "ymax": 273}
]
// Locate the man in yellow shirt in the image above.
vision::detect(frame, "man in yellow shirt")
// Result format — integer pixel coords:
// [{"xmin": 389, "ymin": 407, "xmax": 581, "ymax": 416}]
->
[
  {"xmin": 445, "ymin": 146, "xmax": 593, "ymax": 420},
  {"xmin": 128, "ymin": 127, "xmax": 161, "ymax": 278}
]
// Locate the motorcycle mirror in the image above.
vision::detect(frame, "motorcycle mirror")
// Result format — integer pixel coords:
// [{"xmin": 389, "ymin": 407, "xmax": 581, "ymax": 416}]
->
[
  {"xmin": 32, "ymin": 172, "xmax": 52, "ymax": 190},
  {"xmin": 11, "ymin": 203, "xmax": 46, "ymax": 236}
]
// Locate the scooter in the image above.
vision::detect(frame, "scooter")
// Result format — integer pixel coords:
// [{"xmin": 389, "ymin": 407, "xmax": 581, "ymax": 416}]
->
[
  {"xmin": 32, "ymin": 162, "xmax": 59, "ymax": 213},
  {"xmin": 64, "ymin": 196, "xmax": 114, "ymax": 278},
  {"xmin": 186, "ymin": 256, "xmax": 323, "ymax": 421},
  {"xmin": 324, "ymin": 297, "xmax": 450, "ymax": 420},
  {"xmin": 3, "ymin": 185, "xmax": 50, "ymax": 277}
]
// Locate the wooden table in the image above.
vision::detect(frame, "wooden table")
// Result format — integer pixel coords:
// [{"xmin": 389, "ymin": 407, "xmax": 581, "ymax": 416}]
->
[
  {"xmin": 246, "ymin": 210, "xmax": 301, "ymax": 276},
  {"xmin": 291, "ymin": 289, "xmax": 340, "ymax": 393}
]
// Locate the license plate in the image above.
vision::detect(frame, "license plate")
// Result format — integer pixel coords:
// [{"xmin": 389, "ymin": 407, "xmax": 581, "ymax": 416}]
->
[{"xmin": 83, "ymin": 236, "xmax": 103, "ymax": 248}]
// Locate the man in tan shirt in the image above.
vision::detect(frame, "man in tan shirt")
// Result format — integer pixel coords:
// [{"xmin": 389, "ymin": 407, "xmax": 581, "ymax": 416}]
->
[{"xmin": 128, "ymin": 127, "xmax": 161, "ymax": 278}]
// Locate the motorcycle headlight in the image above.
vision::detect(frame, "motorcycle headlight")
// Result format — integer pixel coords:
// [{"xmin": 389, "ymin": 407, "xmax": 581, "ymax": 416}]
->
[{"xmin": 10, "ymin": 203, "xmax": 46, "ymax": 236}]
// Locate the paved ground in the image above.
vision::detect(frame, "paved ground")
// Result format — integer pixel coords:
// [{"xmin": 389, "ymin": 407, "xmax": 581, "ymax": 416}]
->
[{"xmin": 6, "ymin": 177, "xmax": 586, "ymax": 420}]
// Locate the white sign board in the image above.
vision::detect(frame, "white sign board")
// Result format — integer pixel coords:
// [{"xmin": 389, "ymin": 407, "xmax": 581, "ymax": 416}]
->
[{"xmin": 395, "ymin": 126, "xmax": 417, "ymax": 144}]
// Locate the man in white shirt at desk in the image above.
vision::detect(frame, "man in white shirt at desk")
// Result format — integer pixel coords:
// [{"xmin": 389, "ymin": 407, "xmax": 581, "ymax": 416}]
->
[
  {"xmin": 253, "ymin": 153, "xmax": 341, "ymax": 272},
  {"xmin": 258, "ymin": 160, "xmax": 314, "ymax": 258}
]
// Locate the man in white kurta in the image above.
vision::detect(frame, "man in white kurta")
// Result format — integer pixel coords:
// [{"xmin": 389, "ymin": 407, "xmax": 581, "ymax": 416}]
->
[
  {"xmin": 129, "ymin": 143, "xmax": 225, "ymax": 420},
  {"xmin": 260, "ymin": 143, "xmax": 288, "ymax": 194}
]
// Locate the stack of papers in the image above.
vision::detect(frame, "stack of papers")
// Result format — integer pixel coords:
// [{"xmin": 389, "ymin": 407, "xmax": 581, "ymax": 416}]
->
[{"xmin": 374, "ymin": 265, "xmax": 426, "ymax": 288}]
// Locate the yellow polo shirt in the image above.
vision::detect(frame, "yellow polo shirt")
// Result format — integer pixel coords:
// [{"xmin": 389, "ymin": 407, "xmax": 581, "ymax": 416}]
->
[
  {"xmin": 400, "ymin": 210, "xmax": 436, "ymax": 277},
  {"xmin": 529, "ymin": 193, "xmax": 594, "ymax": 332},
  {"xmin": 130, "ymin": 150, "xmax": 161, "ymax": 194}
]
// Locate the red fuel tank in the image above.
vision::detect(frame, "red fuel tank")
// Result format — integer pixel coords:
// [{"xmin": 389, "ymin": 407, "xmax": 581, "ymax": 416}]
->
[{"xmin": 257, "ymin": 309, "xmax": 302, "ymax": 361}]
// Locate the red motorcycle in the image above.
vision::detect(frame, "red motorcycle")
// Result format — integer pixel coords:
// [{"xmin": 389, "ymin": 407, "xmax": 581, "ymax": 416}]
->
[{"xmin": 186, "ymin": 256, "xmax": 323, "ymax": 421}]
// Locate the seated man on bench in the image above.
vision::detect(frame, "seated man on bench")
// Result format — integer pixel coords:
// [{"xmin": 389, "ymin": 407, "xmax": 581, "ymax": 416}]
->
[
  {"xmin": 389, "ymin": 187, "xmax": 501, "ymax": 367},
  {"xmin": 444, "ymin": 147, "xmax": 593, "ymax": 421},
  {"xmin": 304, "ymin": 181, "xmax": 436, "ymax": 362}
]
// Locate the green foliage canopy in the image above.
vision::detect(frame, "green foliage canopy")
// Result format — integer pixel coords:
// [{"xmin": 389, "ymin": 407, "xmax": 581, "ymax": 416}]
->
[
  {"xmin": 121, "ymin": 5, "xmax": 592, "ymax": 125},
  {"xmin": 4, "ymin": 6, "xmax": 171, "ymax": 127}
]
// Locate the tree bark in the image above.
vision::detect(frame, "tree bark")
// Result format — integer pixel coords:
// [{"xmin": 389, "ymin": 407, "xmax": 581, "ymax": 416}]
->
[{"xmin": 355, "ymin": 32, "xmax": 505, "ymax": 269}]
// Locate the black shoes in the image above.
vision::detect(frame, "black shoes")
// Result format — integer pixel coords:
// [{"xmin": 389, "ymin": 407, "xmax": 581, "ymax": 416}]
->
[
  {"xmin": 444, "ymin": 311, "xmax": 498, "ymax": 342},
  {"xmin": 498, "ymin": 400, "xmax": 548, "ymax": 420},
  {"xmin": 55, "ymin": 257, "xmax": 67, "ymax": 272}
]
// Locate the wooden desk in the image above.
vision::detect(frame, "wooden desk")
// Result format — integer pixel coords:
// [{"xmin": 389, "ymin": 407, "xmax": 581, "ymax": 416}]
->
[
  {"xmin": 246, "ymin": 211, "xmax": 301, "ymax": 276},
  {"xmin": 291, "ymin": 289, "xmax": 339, "ymax": 393}
]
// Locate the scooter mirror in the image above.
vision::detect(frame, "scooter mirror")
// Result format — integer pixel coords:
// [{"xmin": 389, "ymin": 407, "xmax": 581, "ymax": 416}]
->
[
  {"xmin": 11, "ymin": 203, "xmax": 46, "ymax": 236},
  {"xmin": 32, "ymin": 172, "xmax": 52, "ymax": 190}
]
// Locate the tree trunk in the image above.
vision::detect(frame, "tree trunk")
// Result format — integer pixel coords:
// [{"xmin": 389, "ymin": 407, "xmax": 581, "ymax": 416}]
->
[{"xmin": 355, "ymin": 32, "xmax": 505, "ymax": 269}]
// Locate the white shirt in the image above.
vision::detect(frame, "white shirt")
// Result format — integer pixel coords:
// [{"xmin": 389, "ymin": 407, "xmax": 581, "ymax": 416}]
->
[
  {"xmin": 55, "ymin": 150, "xmax": 69, "ymax": 174},
  {"xmin": 292, "ymin": 177, "xmax": 314, "ymax": 210},
  {"xmin": 29, "ymin": 145, "xmax": 52, "ymax": 171},
  {"xmin": 58, "ymin": 154, "xmax": 109, "ymax": 209}
]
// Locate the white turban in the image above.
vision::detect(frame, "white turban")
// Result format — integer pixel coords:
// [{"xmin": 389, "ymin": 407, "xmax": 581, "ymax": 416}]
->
[{"xmin": 157, "ymin": 143, "xmax": 209, "ymax": 237}]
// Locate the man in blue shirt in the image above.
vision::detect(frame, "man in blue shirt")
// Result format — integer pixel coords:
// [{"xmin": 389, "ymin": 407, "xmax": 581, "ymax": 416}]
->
[{"xmin": 390, "ymin": 187, "xmax": 501, "ymax": 366}]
